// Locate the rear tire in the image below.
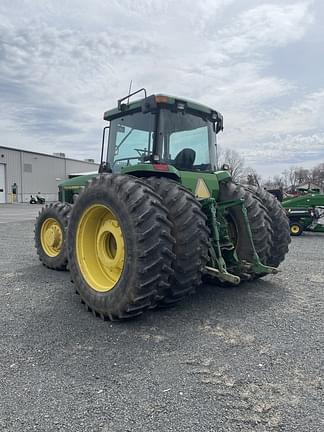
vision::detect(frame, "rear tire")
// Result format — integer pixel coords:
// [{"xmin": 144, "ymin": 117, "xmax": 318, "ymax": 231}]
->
[
  {"xmin": 246, "ymin": 186, "xmax": 290, "ymax": 266},
  {"xmin": 34, "ymin": 202, "xmax": 71, "ymax": 270},
  {"xmin": 146, "ymin": 177, "xmax": 210, "ymax": 305},
  {"xmin": 67, "ymin": 174, "xmax": 175, "ymax": 320}
]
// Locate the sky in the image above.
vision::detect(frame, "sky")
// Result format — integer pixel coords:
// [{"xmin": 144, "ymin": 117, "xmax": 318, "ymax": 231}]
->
[{"xmin": 0, "ymin": 0, "xmax": 323, "ymax": 177}]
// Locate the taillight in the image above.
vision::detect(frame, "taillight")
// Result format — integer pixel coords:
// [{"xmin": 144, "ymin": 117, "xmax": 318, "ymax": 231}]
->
[{"xmin": 153, "ymin": 164, "xmax": 169, "ymax": 172}]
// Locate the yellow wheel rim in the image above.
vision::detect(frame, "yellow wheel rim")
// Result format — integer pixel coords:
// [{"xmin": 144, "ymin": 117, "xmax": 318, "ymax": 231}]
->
[
  {"xmin": 76, "ymin": 204, "xmax": 125, "ymax": 293},
  {"xmin": 290, "ymin": 225, "xmax": 300, "ymax": 234},
  {"xmin": 40, "ymin": 218, "xmax": 63, "ymax": 257}
]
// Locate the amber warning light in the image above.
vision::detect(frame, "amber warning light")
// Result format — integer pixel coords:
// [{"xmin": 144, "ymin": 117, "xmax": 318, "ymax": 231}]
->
[{"xmin": 155, "ymin": 95, "xmax": 169, "ymax": 103}]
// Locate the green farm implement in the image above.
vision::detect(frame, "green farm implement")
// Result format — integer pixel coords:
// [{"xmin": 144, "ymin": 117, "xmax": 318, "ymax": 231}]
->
[
  {"xmin": 282, "ymin": 193, "xmax": 324, "ymax": 236},
  {"xmin": 34, "ymin": 89, "xmax": 291, "ymax": 320}
]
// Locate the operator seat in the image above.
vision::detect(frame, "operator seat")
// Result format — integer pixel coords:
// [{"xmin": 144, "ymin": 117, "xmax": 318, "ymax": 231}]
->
[{"xmin": 173, "ymin": 148, "xmax": 196, "ymax": 170}]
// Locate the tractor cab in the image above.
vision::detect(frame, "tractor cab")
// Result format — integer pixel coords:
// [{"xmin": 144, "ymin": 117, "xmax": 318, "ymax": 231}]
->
[{"xmin": 101, "ymin": 89, "xmax": 223, "ymax": 176}]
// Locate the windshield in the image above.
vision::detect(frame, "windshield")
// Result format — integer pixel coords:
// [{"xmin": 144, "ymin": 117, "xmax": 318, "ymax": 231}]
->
[
  {"xmin": 158, "ymin": 109, "xmax": 216, "ymax": 171},
  {"xmin": 107, "ymin": 111, "xmax": 155, "ymax": 171},
  {"xmin": 107, "ymin": 108, "xmax": 217, "ymax": 172}
]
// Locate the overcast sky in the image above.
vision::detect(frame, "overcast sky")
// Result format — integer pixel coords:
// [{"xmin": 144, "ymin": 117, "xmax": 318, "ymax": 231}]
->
[{"xmin": 0, "ymin": 0, "xmax": 323, "ymax": 177}]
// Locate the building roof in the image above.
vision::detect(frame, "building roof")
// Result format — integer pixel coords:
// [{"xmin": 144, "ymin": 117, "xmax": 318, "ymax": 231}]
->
[{"xmin": 0, "ymin": 145, "xmax": 99, "ymax": 165}]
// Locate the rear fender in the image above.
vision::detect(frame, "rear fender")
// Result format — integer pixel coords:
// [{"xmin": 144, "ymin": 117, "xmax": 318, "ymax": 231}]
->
[{"xmin": 121, "ymin": 163, "xmax": 180, "ymax": 181}]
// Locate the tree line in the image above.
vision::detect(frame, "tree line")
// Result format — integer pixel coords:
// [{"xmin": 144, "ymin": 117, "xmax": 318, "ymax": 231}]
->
[{"xmin": 218, "ymin": 147, "xmax": 324, "ymax": 190}]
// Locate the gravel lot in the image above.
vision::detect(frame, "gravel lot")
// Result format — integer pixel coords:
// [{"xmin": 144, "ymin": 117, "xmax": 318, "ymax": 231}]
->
[
  {"xmin": 0, "ymin": 204, "xmax": 40, "ymax": 224},
  {"xmin": 0, "ymin": 207, "xmax": 323, "ymax": 431}
]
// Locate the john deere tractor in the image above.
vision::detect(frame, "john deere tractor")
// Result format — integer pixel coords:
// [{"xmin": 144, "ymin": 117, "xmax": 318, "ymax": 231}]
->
[{"xmin": 34, "ymin": 89, "xmax": 290, "ymax": 320}]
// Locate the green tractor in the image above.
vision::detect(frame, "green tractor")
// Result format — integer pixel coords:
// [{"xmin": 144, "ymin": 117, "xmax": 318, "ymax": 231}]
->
[{"xmin": 34, "ymin": 89, "xmax": 290, "ymax": 320}]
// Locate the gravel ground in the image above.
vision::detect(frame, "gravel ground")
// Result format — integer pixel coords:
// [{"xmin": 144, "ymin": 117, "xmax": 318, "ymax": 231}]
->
[
  {"xmin": 0, "ymin": 218, "xmax": 323, "ymax": 432},
  {"xmin": 0, "ymin": 204, "xmax": 40, "ymax": 223}
]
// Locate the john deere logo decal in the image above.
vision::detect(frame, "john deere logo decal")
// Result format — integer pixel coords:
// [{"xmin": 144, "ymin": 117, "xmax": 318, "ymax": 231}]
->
[{"xmin": 195, "ymin": 178, "xmax": 210, "ymax": 199}]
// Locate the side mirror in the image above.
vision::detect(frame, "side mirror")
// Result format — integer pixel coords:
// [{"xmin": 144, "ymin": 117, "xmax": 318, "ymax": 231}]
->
[{"xmin": 216, "ymin": 115, "xmax": 224, "ymax": 133}]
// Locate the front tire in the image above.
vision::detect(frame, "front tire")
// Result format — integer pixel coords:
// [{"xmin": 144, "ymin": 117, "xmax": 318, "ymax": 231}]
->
[
  {"xmin": 290, "ymin": 222, "xmax": 303, "ymax": 236},
  {"xmin": 67, "ymin": 174, "xmax": 175, "ymax": 320},
  {"xmin": 34, "ymin": 202, "xmax": 72, "ymax": 270}
]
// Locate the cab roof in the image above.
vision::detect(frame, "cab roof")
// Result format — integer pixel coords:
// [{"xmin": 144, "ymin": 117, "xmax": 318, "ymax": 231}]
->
[{"xmin": 103, "ymin": 93, "xmax": 220, "ymax": 122}]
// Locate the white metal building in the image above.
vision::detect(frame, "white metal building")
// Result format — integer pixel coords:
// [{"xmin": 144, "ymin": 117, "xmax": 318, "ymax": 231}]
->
[{"xmin": 0, "ymin": 146, "xmax": 99, "ymax": 203}]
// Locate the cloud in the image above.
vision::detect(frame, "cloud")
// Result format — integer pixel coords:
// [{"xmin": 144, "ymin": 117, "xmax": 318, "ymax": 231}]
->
[
  {"xmin": 242, "ymin": 132, "xmax": 324, "ymax": 164},
  {"xmin": 220, "ymin": 88, "xmax": 324, "ymax": 174},
  {"xmin": 218, "ymin": 2, "xmax": 313, "ymax": 54},
  {"xmin": 0, "ymin": 0, "xmax": 322, "ymax": 176}
]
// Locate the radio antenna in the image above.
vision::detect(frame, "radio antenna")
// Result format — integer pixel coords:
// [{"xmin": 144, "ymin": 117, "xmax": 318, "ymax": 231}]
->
[{"xmin": 127, "ymin": 80, "xmax": 133, "ymax": 104}]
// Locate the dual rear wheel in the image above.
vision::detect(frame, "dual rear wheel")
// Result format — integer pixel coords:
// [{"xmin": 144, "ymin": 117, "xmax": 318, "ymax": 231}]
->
[
  {"xmin": 35, "ymin": 175, "xmax": 209, "ymax": 320},
  {"xmin": 66, "ymin": 175, "xmax": 175, "ymax": 320}
]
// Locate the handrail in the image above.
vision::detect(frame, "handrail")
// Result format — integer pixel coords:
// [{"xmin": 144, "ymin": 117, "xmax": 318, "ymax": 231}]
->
[{"xmin": 117, "ymin": 88, "xmax": 147, "ymax": 110}]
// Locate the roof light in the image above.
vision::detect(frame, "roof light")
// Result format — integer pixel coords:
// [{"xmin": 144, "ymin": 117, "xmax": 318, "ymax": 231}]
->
[{"xmin": 155, "ymin": 95, "xmax": 169, "ymax": 103}]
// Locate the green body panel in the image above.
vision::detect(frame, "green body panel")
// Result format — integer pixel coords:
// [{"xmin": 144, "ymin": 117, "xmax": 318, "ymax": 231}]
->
[
  {"xmin": 59, "ymin": 173, "xmax": 98, "ymax": 188},
  {"xmin": 312, "ymin": 224, "xmax": 324, "ymax": 232},
  {"xmin": 58, "ymin": 173, "xmax": 98, "ymax": 203},
  {"xmin": 305, "ymin": 220, "xmax": 324, "ymax": 232},
  {"xmin": 179, "ymin": 170, "xmax": 230, "ymax": 199},
  {"xmin": 180, "ymin": 171, "xmax": 216, "ymax": 197},
  {"xmin": 282, "ymin": 193, "xmax": 324, "ymax": 208}
]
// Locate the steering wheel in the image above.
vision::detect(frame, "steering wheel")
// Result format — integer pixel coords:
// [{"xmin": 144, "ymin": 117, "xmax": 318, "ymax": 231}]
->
[{"xmin": 134, "ymin": 148, "xmax": 147, "ymax": 156}]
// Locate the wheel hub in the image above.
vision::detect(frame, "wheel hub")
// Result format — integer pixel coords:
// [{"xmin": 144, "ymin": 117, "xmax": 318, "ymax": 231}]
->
[
  {"xmin": 45, "ymin": 225, "xmax": 62, "ymax": 248},
  {"xmin": 76, "ymin": 204, "xmax": 125, "ymax": 292},
  {"xmin": 40, "ymin": 218, "xmax": 63, "ymax": 257},
  {"xmin": 96, "ymin": 219, "xmax": 124, "ymax": 280}
]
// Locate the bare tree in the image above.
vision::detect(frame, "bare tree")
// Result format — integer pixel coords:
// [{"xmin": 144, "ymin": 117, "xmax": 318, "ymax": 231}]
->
[
  {"xmin": 263, "ymin": 174, "xmax": 286, "ymax": 189},
  {"xmin": 294, "ymin": 167, "xmax": 311, "ymax": 185},
  {"xmin": 243, "ymin": 166, "xmax": 261, "ymax": 186},
  {"xmin": 281, "ymin": 169, "xmax": 291, "ymax": 188},
  {"xmin": 217, "ymin": 148, "xmax": 245, "ymax": 182},
  {"xmin": 288, "ymin": 167, "xmax": 297, "ymax": 188},
  {"xmin": 310, "ymin": 163, "xmax": 324, "ymax": 189},
  {"xmin": 265, "ymin": 162, "xmax": 324, "ymax": 192},
  {"xmin": 216, "ymin": 149, "xmax": 324, "ymax": 192},
  {"xmin": 273, "ymin": 175, "xmax": 285, "ymax": 188}
]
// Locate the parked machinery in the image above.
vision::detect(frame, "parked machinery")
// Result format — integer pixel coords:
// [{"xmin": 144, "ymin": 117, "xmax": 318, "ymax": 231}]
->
[
  {"xmin": 34, "ymin": 90, "xmax": 291, "ymax": 320},
  {"xmin": 282, "ymin": 193, "xmax": 324, "ymax": 236}
]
